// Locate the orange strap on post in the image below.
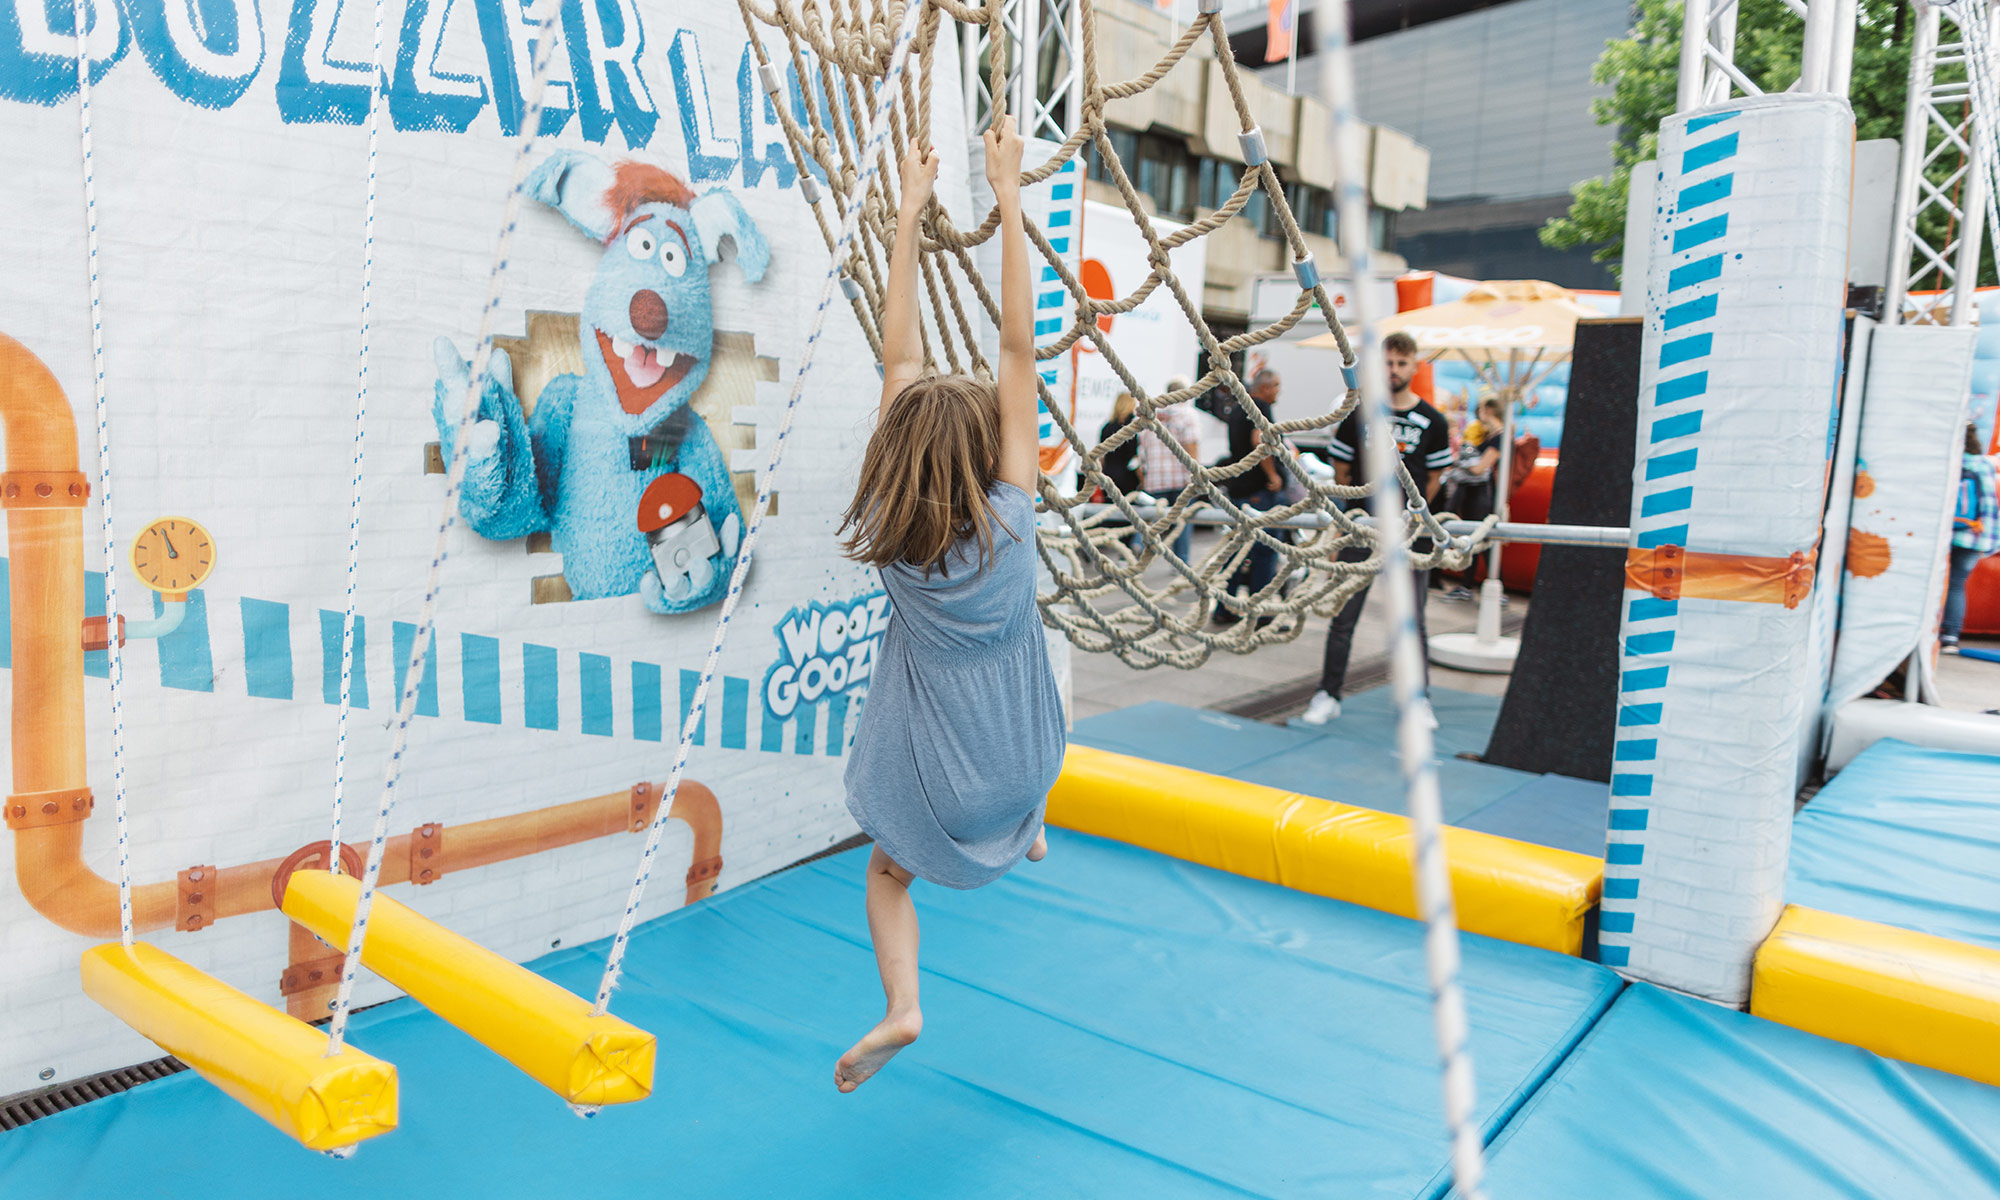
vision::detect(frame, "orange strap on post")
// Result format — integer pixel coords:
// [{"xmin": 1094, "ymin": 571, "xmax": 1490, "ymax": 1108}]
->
[{"xmin": 1625, "ymin": 545, "xmax": 1816, "ymax": 609}]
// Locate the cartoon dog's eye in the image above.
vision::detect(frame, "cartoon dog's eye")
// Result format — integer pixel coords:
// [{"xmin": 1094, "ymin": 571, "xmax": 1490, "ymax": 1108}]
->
[
  {"xmin": 625, "ymin": 228, "xmax": 656, "ymax": 260},
  {"xmin": 659, "ymin": 241, "xmax": 688, "ymax": 278}
]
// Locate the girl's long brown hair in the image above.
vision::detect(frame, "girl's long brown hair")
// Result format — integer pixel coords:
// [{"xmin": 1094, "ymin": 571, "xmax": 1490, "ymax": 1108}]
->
[{"xmin": 841, "ymin": 374, "xmax": 1014, "ymax": 575}]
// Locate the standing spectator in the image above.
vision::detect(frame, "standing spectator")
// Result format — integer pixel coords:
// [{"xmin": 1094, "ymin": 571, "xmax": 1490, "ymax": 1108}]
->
[
  {"xmin": 1436, "ymin": 396, "xmax": 1505, "ymax": 600},
  {"xmin": 1137, "ymin": 376, "xmax": 1202, "ymax": 561},
  {"xmin": 1944, "ymin": 421, "xmax": 1999, "ymax": 652},
  {"xmin": 1212, "ymin": 369, "xmax": 1288, "ymax": 626},
  {"xmin": 1097, "ymin": 392, "xmax": 1144, "ymax": 498},
  {"xmin": 1301, "ymin": 332, "xmax": 1452, "ymax": 724}
]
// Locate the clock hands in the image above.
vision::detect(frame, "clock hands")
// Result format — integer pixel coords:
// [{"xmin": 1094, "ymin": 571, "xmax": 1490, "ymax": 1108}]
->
[{"xmin": 161, "ymin": 528, "xmax": 179, "ymax": 560}]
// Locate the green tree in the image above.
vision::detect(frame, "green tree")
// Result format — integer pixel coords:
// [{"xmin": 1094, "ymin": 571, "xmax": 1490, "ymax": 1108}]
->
[{"xmin": 1543, "ymin": 0, "xmax": 1989, "ymax": 287}]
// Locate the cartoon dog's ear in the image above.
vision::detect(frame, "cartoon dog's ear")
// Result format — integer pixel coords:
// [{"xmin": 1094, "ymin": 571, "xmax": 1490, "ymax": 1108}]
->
[
  {"xmin": 691, "ymin": 189, "xmax": 771, "ymax": 284},
  {"xmin": 527, "ymin": 150, "xmax": 618, "ymax": 242}
]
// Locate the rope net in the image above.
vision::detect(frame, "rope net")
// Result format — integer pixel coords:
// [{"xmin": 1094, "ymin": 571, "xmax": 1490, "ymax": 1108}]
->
[{"xmin": 738, "ymin": 0, "xmax": 1497, "ymax": 669}]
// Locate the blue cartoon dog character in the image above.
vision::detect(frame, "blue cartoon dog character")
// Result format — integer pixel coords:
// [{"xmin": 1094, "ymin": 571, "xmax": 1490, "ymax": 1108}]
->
[{"xmin": 432, "ymin": 152, "xmax": 769, "ymax": 613}]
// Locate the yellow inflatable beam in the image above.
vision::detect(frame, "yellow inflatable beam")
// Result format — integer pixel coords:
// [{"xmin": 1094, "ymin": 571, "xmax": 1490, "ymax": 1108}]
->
[
  {"xmin": 282, "ymin": 870, "xmax": 655, "ymax": 1107},
  {"xmin": 1752, "ymin": 905, "xmax": 2000, "ymax": 1087},
  {"xmin": 81, "ymin": 942, "xmax": 397, "ymax": 1151},
  {"xmin": 1049, "ymin": 745, "xmax": 1602, "ymax": 955}
]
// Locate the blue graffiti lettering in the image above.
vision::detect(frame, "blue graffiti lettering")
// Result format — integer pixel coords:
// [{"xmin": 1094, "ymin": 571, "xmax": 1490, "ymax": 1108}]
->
[
  {"xmin": 471, "ymin": 0, "xmax": 569, "ymax": 137},
  {"xmin": 735, "ymin": 43, "xmax": 792, "ymax": 190},
  {"xmin": 275, "ymin": 0, "xmax": 375, "ymax": 124},
  {"xmin": 667, "ymin": 27, "xmax": 735, "ymax": 182},
  {"xmin": 559, "ymin": 0, "xmax": 650, "ymax": 147},
  {"xmin": 124, "ymin": 0, "xmax": 263, "ymax": 109},
  {"xmin": 388, "ymin": 0, "xmax": 484, "ymax": 131},
  {"xmin": 0, "ymin": 0, "xmax": 129, "ymax": 106}
]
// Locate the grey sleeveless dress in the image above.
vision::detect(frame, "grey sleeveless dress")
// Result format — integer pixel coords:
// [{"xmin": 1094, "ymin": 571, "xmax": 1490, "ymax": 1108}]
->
[{"xmin": 844, "ymin": 481, "xmax": 1067, "ymax": 889}]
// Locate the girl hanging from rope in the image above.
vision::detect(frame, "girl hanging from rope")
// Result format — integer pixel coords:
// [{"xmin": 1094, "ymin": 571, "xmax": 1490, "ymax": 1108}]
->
[{"xmin": 832, "ymin": 114, "xmax": 1065, "ymax": 1093}]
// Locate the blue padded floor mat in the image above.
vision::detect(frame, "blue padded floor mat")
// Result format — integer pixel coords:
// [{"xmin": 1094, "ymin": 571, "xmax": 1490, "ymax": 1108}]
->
[
  {"xmin": 1788, "ymin": 738, "xmax": 2000, "ymax": 951},
  {"xmin": 1482, "ymin": 984, "xmax": 2000, "ymax": 1197},
  {"xmin": 1456, "ymin": 773, "xmax": 1610, "ymax": 858},
  {"xmin": 1073, "ymin": 688, "xmax": 1537, "ymax": 823},
  {"xmin": 0, "ymin": 831, "xmax": 1620, "ymax": 1200}
]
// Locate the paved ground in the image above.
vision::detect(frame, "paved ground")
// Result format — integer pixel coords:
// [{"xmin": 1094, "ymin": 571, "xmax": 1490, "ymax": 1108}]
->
[
  {"xmin": 1065, "ymin": 529, "xmax": 1520, "ymax": 725},
  {"xmin": 1937, "ymin": 637, "xmax": 2000, "ymax": 713}
]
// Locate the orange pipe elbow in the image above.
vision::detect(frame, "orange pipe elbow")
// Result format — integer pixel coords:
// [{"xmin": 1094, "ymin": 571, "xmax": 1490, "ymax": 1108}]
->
[{"xmin": 667, "ymin": 782, "xmax": 724, "ymax": 904}]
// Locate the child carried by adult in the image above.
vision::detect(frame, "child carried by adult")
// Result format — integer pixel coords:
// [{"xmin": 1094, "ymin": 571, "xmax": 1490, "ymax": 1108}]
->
[{"xmin": 831, "ymin": 115, "xmax": 1067, "ymax": 1093}]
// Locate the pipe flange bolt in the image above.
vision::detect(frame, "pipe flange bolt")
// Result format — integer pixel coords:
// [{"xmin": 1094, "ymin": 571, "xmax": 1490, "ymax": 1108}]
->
[
  {"xmin": 0, "ymin": 471, "xmax": 89, "ymax": 509},
  {"xmin": 4, "ymin": 787, "xmax": 93, "ymax": 830}
]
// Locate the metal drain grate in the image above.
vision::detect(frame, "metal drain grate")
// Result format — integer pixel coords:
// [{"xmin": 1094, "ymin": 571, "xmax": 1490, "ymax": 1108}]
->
[{"xmin": 0, "ymin": 1055, "xmax": 187, "ymax": 1131}]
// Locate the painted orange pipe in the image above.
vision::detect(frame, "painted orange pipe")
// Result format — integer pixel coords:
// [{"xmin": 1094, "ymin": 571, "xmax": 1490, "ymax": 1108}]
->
[{"xmin": 4, "ymin": 333, "xmax": 724, "ymax": 939}]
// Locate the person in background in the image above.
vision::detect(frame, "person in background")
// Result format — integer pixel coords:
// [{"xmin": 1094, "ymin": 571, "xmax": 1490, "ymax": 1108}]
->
[
  {"xmin": 1944, "ymin": 420, "xmax": 1999, "ymax": 652},
  {"xmin": 1099, "ymin": 391, "xmax": 1145, "ymax": 550},
  {"xmin": 1137, "ymin": 375, "xmax": 1202, "ymax": 561},
  {"xmin": 1436, "ymin": 396, "xmax": 1505, "ymax": 601},
  {"xmin": 1098, "ymin": 392, "xmax": 1144, "ymax": 498},
  {"xmin": 1301, "ymin": 331, "xmax": 1451, "ymax": 725},
  {"xmin": 1212, "ymin": 369, "xmax": 1287, "ymax": 627}
]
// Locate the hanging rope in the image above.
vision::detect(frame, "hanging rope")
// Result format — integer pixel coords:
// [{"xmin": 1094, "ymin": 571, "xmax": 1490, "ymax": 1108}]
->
[
  {"xmin": 72, "ymin": 0, "xmax": 132, "ymax": 949},
  {"xmin": 320, "ymin": 0, "xmax": 570, "ymax": 1063},
  {"xmin": 1322, "ymin": 9, "xmax": 1486, "ymax": 1198},
  {"xmin": 583, "ymin": 0, "xmax": 933, "ymax": 1045},
  {"xmin": 740, "ymin": 0, "xmax": 1494, "ymax": 672},
  {"xmin": 325, "ymin": 0, "xmax": 388, "ymax": 872}
]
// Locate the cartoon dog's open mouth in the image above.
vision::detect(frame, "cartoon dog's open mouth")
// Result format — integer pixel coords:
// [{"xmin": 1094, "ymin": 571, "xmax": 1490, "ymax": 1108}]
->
[{"xmin": 596, "ymin": 328, "xmax": 696, "ymax": 414}]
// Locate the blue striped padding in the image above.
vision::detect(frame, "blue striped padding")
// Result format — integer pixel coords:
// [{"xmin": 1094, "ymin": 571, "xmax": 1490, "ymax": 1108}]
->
[
  {"xmin": 721, "ymin": 676, "xmax": 749, "ymax": 749},
  {"xmin": 1677, "ymin": 173, "xmax": 1734, "ymax": 211},
  {"xmin": 1661, "ymin": 295, "xmax": 1718, "ymax": 331},
  {"xmin": 1627, "ymin": 599, "xmax": 1677, "ymax": 622},
  {"xmin": 1624, "ymin": 631, "xmax": 1675, "ymax": 656},
  {"xmin": 680, "ymin": 668, "xmax": 707, "ymax": 746},
  {"xmin": 524, "ymin": 643, "xmax": 559, "ymax": 731},
  {"xmin": 1680, "ymin": 131, "xmax": 1740, "ymax": 172},
  {"xmin": 1636, "ymin": 524, "xmax": 1689, "ymax": 549},
  {"xmin": 1606, "ymin": 844, "xmax": 1644, "ymax": 865},
  {"xmin": 1666, "ymin": 255, "xmax": 1724, "ymax": 292},
  {"xmin": 1655, "ymin": 372, "xmax": 1708, "ymax": 405},
  {"xmin": 1608, "ymin": 806, "xmax": 1651, "ymax": 828},
  {"xmin": 1650, "ymin": 411, "xmax": 1703, "ymax": 443},
  {"xmin": 156, "ymin": 590, "xmax": 213, "ymax": 692},
  {"xmin": 462, "ymin": 634, "xmax": 502, "ymax": 724},
  {"xmin": 392, "ymin": 621, "xmax": 440, "ymax": 718},
  {"xmin": 1645, "ymin": 448, "xmax": 1700, "ymax": 480},
  {"xmin": 319, "ymin": 609, "xmax": 367, "ymax": 708},
  {"xmin": 240, "ymin": 598, "xmax": 293, "ymax": 700},
  {"xmin": 1622, "ymin": 667, "xmax": 1669, "ymax": 692},
  {"xmin": 1659, "ymin": 334, "xmax": 1712, "ymax": 369},
  {"xmin": 1615, "ymin": 740, "xmax": 1658, "ymax": 762},
  {"xmin": 580, "ymin": 653, "xmax": 613, "ymax": 737},
  {"xmin": 632, "ymin": 661, "xmax": 662, "ymax": 742},
  {"xmin": 1602, "ymin": 877, "xmax": 1640, "ymax": 900},
  {"xmin": 1618, "ymin": 704, "xmax": 1662, "ymax": 727},
  {"xmin": 1610, "ymin": 775, "xmax": 1653, "ymax": 797},
  {"xmin": 1640, "ymin": 487, "xmax": 1693, "ymax": 517}
]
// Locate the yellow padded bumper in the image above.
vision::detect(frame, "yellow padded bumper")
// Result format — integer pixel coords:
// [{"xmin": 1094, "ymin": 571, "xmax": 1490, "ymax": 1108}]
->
[
  {"xmin": 1048, "ymin": 745, "xmax": 1602, "ymax": 955},
  {"xmin": 1752, "ymin": 905, "xmax": 2000, "ymax": 1087},
  {"xmin": 81, "ymin": 941, "xmax": 397, "ymax": 1151},
  {"xmin": 282, "ymin": 870, "xmax": 655, "ymax": 1107}
]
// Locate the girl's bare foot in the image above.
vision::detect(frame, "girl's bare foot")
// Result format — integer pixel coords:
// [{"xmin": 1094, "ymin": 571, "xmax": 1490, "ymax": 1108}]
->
[
  {"xmin": 835, "ymin": 1008, "xmax": 922, "ymax": 1093},
  {"xmin": 1026, "ymin": 828, "xmax": 1048, "ymax": 862}
]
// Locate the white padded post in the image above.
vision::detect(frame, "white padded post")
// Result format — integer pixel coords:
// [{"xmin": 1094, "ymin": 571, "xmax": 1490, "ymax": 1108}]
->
[{"xmin": 1602, "ymin": 94, "xmax": 1854, "ymax": 1004}]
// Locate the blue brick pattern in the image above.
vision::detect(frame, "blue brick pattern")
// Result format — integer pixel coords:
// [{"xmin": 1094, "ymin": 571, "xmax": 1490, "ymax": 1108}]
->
[
  {"xmin": 0, "ymin": 561, "xmax": 850, "ymax": 759},
  {"xmin": 1036, "ymin": 159, "xmax": 1080, "ymax": 444},
  {"xmin": 1602, "ymin": 110, "xmax": 1739, "ymax": 962}
]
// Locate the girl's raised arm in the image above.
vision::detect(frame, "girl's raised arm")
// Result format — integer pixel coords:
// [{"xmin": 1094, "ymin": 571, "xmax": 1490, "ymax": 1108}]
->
[
  {"xmin": 879, "ymin": 144, "xmax": 938, "ymax": 416},
  {"xmin": 986, "ymin": 116, "xmax": 1038, "ymax": 493}
]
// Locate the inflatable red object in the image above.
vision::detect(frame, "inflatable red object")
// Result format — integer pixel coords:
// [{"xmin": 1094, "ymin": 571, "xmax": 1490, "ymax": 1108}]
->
[
  {"xmin": 1500, "ymin": 448, "xmax": 1558, "ymax": 592},
  {"xmin": 1967, "ymin": 555, "xmax": 2000, "ymax": 636}
]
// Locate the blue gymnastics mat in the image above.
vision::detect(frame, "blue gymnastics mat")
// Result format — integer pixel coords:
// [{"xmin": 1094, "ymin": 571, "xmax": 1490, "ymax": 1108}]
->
[
  {"xmin": 0, "ymin": 831, "xmax": 1619, "ymax": 1199},
  {"xmin": 1481, "ymin": 984, "xmax": 2000, "ymax": 1197},
  {"xmin": 1072, "ymin": 689, "xmax": 1537, "ymax": 824},
  {"xmin": 1788, "ymin": 738, "xmax": 2000, "ymax": 951}
]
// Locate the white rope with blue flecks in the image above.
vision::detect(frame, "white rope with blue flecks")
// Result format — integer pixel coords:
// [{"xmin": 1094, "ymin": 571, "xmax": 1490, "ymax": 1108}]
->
[
  {"xmin": 324, "ymin": 0, "xmax": 388, "ymax": 888},
  {"xmin": 1322, "ymin": 4, "xmax": 1486, "ymax": 1197},
  {"xmin": 580, "ymin": 0, "xmax": 931, "ymax": 1047},
  {"xmin": 72, "ymin": 0, "xmax": 132, "ymax": 950},
  {"xmin": 320, "ymin": 0, "xmax": 570, "ymax": 1067}
]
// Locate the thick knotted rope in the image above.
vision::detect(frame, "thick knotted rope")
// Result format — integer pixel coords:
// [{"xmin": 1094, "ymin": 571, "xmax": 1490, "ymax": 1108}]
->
[{"xmin": 739, "ymin": 0, "xmax": 1496, "ymax": 670}]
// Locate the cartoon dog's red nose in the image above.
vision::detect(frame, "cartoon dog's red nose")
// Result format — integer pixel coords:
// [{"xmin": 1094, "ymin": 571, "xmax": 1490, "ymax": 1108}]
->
[{"xmin": 629, "ymin": 290, "xmax": 669, "ymax": 341}]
